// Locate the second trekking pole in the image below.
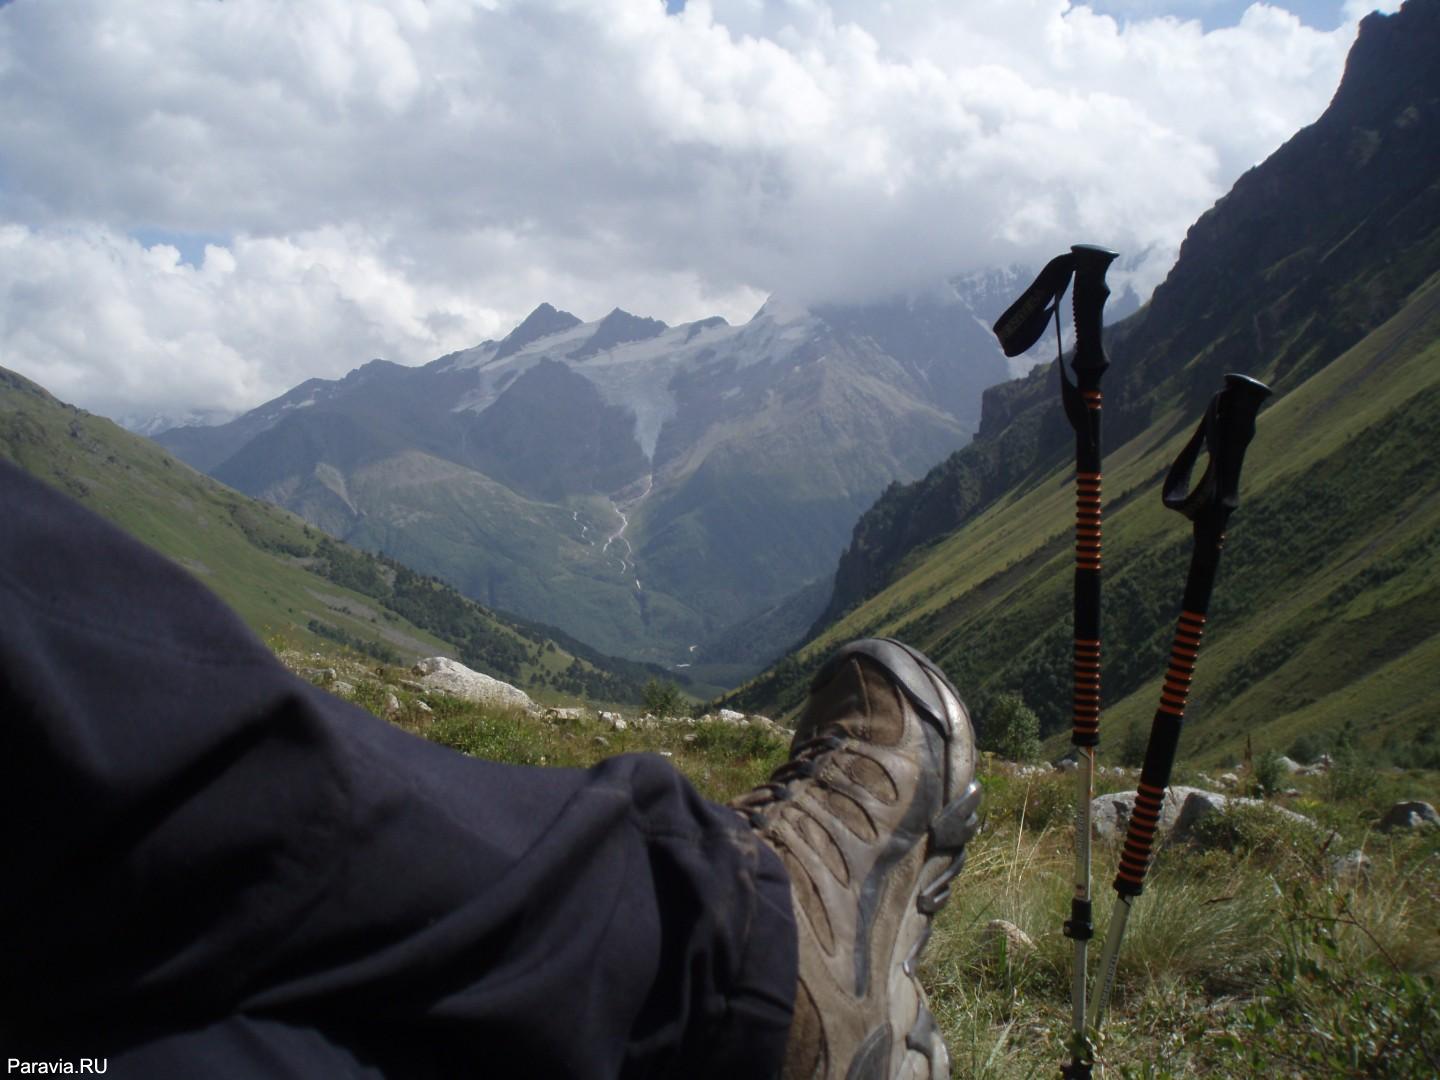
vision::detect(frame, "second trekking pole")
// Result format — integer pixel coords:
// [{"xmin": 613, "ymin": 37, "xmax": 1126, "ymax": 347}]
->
[{"xmin": 1087, "ymin": 372, "xmax": 1273, "ymax": 1039}]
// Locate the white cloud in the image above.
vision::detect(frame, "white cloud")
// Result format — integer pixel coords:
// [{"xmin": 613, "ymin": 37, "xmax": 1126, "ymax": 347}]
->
[{"xmin": 0, "ymin": 0, "xmax": 1371, "ymax": 420}]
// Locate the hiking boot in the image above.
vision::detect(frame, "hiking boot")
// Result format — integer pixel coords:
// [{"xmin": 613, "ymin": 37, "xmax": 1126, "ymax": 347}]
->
[{"xmin": 732, "ymin": 639, "xmax": 981, "ymax": 1080}]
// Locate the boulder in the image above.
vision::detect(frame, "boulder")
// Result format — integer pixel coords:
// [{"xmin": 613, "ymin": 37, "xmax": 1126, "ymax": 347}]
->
[
  {"xmin": 413, "ymin": 657, "xmax": 535, "ymax": 712},
  {"xmin": 1378, "ymin": 800, "xmax": 1440, "ymax": 832},
  {"xmin": 383, "ymin": 691, "xmax": 402, "ymax": 718},
  {"xmin": 1275, "ymin": 755, "xmax": 1304, "ymax": 774},
  {"xmin": 717, "ymin": 708, "xmax": 747, "ymax": 725},
  {"xmin": 1091, "ymin": 786, "xmax": 1316, "ymax": 842},
  {"xmin": 1171, "ymin": 790, "xmax": 1314, "ymax": 842},
  {"xmin": 1092, "ymin": 785, "xmax": 1212, "ymax": 840}
]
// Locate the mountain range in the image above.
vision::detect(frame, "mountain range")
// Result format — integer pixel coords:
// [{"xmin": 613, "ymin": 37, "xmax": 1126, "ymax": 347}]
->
[
  {"xmin": 155, "ymin": 278, "xmax": 1022, "ymax": 684},
  {"xmin": 730, "ymin": 0, "xmax": 1440, "ymax": 768},
  {"xmin": 0, "ymin": 363, "xmax": 682, "ymax": 706}
]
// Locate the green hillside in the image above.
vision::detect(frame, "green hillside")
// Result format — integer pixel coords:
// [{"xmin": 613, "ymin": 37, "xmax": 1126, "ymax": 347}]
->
[
  {"xmin": 730, "ymin": 3, "xmax": 1440, "ymax": 767},
  {"xmin": 0, "ymin": 365, "xmax": 676, "ymax": 706},
  {"xmin": 728, "ymin": 270, "xmax": 1440, "ymax": 767}
]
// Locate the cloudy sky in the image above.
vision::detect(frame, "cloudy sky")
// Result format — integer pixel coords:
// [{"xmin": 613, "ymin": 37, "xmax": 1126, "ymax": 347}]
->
[{"xmin": 0, "ymin": 0, "xmax": 1401, "ymax": 425}]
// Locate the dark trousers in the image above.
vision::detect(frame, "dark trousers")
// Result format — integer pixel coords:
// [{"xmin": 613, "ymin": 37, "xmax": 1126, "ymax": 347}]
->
[{"xmin": 0, "ymin": 460, "xmax": 796, "ymax": 1078}]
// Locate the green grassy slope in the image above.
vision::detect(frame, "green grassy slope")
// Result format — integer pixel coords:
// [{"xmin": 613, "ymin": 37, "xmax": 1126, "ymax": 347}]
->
[
  {"xmin": 0, "ymin": 365, "xmax": 672, "ymax": 706},
  {"xmin": 728, "ymin": 272, "xmax": 1440, "ymax": 767}
]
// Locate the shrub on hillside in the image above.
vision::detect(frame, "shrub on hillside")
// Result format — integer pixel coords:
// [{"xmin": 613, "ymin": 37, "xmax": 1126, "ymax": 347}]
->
[{"xmin": 989, "ymin": 691, "xmax": 1042, "ymax": 763}]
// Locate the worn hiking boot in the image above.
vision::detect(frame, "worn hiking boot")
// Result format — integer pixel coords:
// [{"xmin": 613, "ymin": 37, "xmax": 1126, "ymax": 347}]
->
[{"xmin": 732, "ymin": 639, "xmax": 981, "ymax": 1080}]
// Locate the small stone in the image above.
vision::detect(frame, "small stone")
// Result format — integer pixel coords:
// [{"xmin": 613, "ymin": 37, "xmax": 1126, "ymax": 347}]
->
[
  {"xmin": 592, "ymin": 735, "xmax": 610, "ymax": 748},
  {"xmin": 333, "ymin": 680, "xmax": 355, "ymax": 696},
  {"xmin": 415, "ymin": 700, "xmax": 432, "ymax": 715},
  {"xmin": 983, "ymin": 919, "xmax": 1035, "ymax": 959},
  {"xmin": 384, "ymin": 691, "xmax": 402, "ymax": 718},
  {"xmin": 1328, "ymin": 849, "xmax": 1372, "ymax": 885}
]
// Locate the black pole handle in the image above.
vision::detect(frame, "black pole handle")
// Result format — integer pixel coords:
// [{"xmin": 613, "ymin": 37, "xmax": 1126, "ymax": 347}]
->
[
  {"xmin": 992, "ymin": 252, "xmax": 1075, "ymax": 359},
  {"xmin": 1114, "ymin": 373, "xmax": 1271, "ymax": 898},
  {"xmin": 1069, "ymin": 244, "xmax": 1118, "ymax": 390}
]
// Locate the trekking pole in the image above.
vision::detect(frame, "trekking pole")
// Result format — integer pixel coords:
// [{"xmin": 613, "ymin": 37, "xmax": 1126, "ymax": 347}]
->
[
  {"xmin": 993, "ymin": 244, "xmax": 1119, "ymax": 1080},
  {"xmin": 1087, "ymin": 373, "xmax": 1272, "ymax": 1045}
]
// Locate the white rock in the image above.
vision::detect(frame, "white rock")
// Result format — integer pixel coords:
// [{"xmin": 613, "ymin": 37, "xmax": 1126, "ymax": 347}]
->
[
  {"xmin": 383, "ymin": 691, "xmax": 402, "ymax": 718},
  {"xmin": 544, "ymin": 706, "xmax": 588, "ymax": 722},
  {"xmin": 412, "ymin": 656, "xmax": 535, "ymax": 711},
  {"xmin": 718, "ymin": 708, "xmax": 746, "ymax": 725},
  {"xmin": 415, "ymin": 700, "xmax": 433, "ymax": 715}
]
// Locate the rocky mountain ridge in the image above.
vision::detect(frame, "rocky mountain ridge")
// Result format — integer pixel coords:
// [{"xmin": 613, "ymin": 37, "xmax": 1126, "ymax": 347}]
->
[{"xmin": 155, "ymin": 279, "xmax": 1016, "ymax": 680}]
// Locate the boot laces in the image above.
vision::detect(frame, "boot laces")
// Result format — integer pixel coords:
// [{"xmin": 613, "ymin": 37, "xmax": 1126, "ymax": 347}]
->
[{"xmin": 736, "ymin": 732, "xmax": 846, "ymax": 827}]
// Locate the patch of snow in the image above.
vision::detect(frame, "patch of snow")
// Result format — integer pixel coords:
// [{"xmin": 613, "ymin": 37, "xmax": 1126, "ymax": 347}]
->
[{"xmin": 440, "ymin": 299, "xmax": 823, "ymax": 459}]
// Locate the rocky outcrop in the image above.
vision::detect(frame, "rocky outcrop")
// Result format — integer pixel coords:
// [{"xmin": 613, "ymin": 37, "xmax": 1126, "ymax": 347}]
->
[{"xmin": 413, "ymin": 656, "xmax": 535, "ymax": 712}]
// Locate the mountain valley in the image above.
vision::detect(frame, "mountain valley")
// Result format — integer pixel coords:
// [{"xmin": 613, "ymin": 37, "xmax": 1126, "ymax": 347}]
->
[{"xmin": 155, "ymin": 281, "xmax": 1017, "ymax": 682}]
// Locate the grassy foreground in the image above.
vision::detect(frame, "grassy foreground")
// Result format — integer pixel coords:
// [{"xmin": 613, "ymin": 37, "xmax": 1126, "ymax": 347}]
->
[{"xmin": 289, "ymin": 645, "xmax": 1440, "ymax": 1078}]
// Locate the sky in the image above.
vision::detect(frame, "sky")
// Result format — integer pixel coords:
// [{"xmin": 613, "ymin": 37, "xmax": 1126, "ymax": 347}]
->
[{"xmin": 0, "ymin": 0, "xmax": 1403, "ymax": 425}]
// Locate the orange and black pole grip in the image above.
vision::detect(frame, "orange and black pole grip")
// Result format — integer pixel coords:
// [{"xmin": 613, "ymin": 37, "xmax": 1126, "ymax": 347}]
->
[
  {"xmin": 990, "ymin": 245, "xmax": 1119, "ymax": 748},
  {"xmin": 1065, "ymin": 245, "xmax": 1117, "ymax": 748},
  {"xmin": 1114, "ymin": 374, "xmax": 1271, "ymax": 897}
]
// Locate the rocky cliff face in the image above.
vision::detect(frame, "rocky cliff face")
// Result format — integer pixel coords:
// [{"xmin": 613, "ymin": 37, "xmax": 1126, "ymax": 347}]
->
[{"xmin": 814, "ymin": 0, "xmax": 1440, "ymax": 633}]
